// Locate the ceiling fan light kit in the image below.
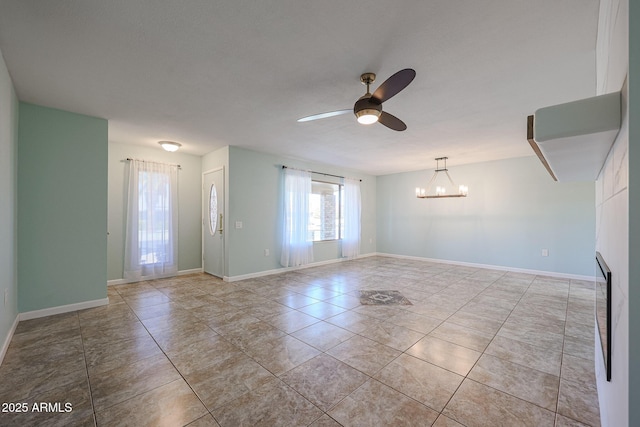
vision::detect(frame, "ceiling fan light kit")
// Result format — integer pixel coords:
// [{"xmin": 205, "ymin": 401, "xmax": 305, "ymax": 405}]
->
[
  {"xmin": 416, "ymin": 157, "xmax": 468, "ymax": 199},
  {"xmin": 298, "ymin": 68, "xmax": 416, "ymax": 131}
]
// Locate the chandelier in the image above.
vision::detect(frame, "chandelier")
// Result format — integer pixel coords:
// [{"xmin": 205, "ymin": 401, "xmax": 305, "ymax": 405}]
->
[{"xmin": 416, "ymin": 157, "xmax": 468, "ymax": 199}]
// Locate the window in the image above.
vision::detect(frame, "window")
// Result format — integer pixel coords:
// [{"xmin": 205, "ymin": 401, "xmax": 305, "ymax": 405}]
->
[
  {"xmin": 124, "ymin": 160, "xmax": 178, "ymax": 281},
  {"xmin": 308, "ymin": 180, "xmax": 344, "ymax": 241}
]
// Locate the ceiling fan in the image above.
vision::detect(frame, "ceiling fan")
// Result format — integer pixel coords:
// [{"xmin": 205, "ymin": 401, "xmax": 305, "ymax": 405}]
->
[{"xmin": 297, "ymin": 68, "xmax": 416, "ymax": 131}]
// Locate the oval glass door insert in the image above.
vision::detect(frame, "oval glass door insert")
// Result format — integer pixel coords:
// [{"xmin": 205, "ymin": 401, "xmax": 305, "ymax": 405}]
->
[{"xmin": 209, "ymin": 183, "xmax": 218, "ymax": 236}]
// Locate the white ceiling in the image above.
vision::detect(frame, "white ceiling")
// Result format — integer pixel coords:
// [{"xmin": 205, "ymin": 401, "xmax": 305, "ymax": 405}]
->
[{"xmin": 0, "ymin": 0, "xmax": 599, "ymax": 175}]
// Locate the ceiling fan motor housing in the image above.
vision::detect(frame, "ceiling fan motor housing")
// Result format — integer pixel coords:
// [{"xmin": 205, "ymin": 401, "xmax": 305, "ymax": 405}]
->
[{"xmin": 354, "ymin": 95, "xmax": 382, "ymax": 123}]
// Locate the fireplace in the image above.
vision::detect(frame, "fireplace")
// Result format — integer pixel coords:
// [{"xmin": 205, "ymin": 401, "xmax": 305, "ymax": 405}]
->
[{"xmin": 595, "ymin": 251, "xmax": 612, "ymax": 381}]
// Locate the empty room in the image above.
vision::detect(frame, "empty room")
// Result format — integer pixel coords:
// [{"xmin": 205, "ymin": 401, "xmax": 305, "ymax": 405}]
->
[{"xmin": 0, "ymin": 1, "xmax": 637, "ymax": 426}]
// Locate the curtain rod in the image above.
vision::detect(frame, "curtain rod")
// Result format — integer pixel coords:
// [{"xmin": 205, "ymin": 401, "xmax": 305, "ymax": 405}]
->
[
  {"xmin": 125, "ymin": 158, "xmax": 181, "ymax": 169},
  {"xmin": 282, "ymin": 165, "xmax": 361, "ymax": 182}
]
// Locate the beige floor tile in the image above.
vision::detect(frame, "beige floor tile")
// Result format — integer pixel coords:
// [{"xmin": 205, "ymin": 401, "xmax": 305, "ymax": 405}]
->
[
  {"xmin": 81, "ymin": 319, "xmax": 151, "ymax": 347},
  {"xmin": 211, "ymin": 379, "xmax": 323, "ymax": 427},
  {"xmin": 186, "ymin": 414, "xmax": 221, "ymax": 427},
  {"xmin": 324, "ymin": 293, "xmax": 364, "ymax": 310},
  {"xmin": 220, "ymin": 319, "xmax": 286, "ymax": 351},
  {"xmin": 557, "ymin": 378, "xmax": 601, "ymax": 426},
  {"xmin": 291, "ymin": 321, "xmax": 355, "ymax": 351},
  {"xmin": 130, "ymin": 300, "xmax": 191, "ymax": 321},
  {"xmin": 383, "ymin": 310, "xmax": 440, "ymax": 333},
  {"xmin": 309, "ymin": 414, "xmax": 343, "ymax": 426},
  {"xmin": 446, "ymin": 310, "xmax": 504, "ymax": 335},
  {"xmin": 185, "ymin": 353, "xmax": 275, "ymax": 411},
  {"xmin": 554, "ymin": 413, "xmax": 592, "ymax": 426},
  {"xmin": 433, "ymin": 414, "xmax": 465, "ymax": 427},
  {"xmin": 95, "ymin": 379, "xmax": 207, "ymax": 427},
  {"xmin": 429, "ymin": 321, "xmax": 494, "ymax": 352},
  {"xmin": 297, "ymin": 301, "xmax": 347, "ymax": 319},
  {"xmin": 90, "ymin": 353, "xmax": 181, "ymax": 411},
  {"xmin": 149, "ymin": 320, "xmax": 219, "ymax": 353},
  {"xmin": 468, "ymin": 354, "xmax": 559, "ymax": 411},
  {"xmin": 84, "ymin": 333, "xmax": 162, "ymax": 375},
  {"xmin": 374, "ymin": 353, "xmax": 463, "ymax": 412},
  {"xmin": 443, "ymin": 379, "xmax": 555, "ymax": 427},
  {"xmin": 326, "ymin": 335, "xmax": 401, "ymax": 376},
  {"xmin": 406, "ymin": 335, "xmax": 481, "ymax": 376},
  {"xmin": 0, "ymin": 362, "xmax": 88, "ymax": 403},
  {"xmin": 244, "ymin": 335, "xmax": 321, "ymax": 376},
  {"xmin": 274, "ymin": 292, "xmax": 320, "ymax": 308},
  {"xmin": 13, "ymin": 312, "xmax": 79, "ymax": 336},
  {"xmin": 561, "ymin": 353, "xmax": 596, "ymax": 384},
  {"xmin": 325, "ymin": 311, "xmax": 382, "ymax": 334},
  {"xmin": 165, "ymin": 335, "xmax": 243, "ymax": 376},
  {"xmin": 497, "ymin": 320, "xmax": 565, "ymax": 353},
  {"xmin": 484, "ymin": 334, "xmax": 562, "ymax": 377},
  {"xmin": 0, "ymin": 375, "xmax": 94, "ymax": 427},
  {"xmin": 328, "ymin": 379, "xmax": 439, "ymax": 427},
  {"xmin": 3, "ymin": 332, "xmax": 84, "ymax": 367},
  {"xmin": 563, "ymin": 335, "xmax": 596, "ymax": 361},
  {"xmin": 263, "ymin": 310, "xmax": 320, "ymax": 333},
  {"xmin": 140, "ymin": 311, "xmax": 203, "ymax": 335},
  {"xmin": 280, "ymin": 354, "xmax": 369, "ymax": 411},
  {"xmin": 359, "ymin": 321, "xmax": 425, "ymax": 351}
]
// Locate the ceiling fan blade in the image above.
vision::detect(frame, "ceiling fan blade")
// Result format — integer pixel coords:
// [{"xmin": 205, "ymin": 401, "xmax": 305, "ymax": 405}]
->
[
  {"xmin": 378, "ymin": 111, "xmax": 407, "ymax": 131},
  {"xmin": 297, "ymin": 109, "xmax": 352, "ymax": 122},
  {"xmin": 371, "ymin": 68, "xmax": 416, "ymax": 104}
]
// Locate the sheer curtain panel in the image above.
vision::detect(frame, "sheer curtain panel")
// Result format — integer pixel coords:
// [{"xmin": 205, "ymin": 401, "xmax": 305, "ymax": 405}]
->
[
  {"xmin": 124, "ymin": 160, "xmax": 179, "ymax": 281},
  {"xmin": 342, "ymin": 177, "xmax": 361, "ymax": 259},
  {"xmin": 281, "ymin": 168, "xmax": 314, "ymax": 267}
]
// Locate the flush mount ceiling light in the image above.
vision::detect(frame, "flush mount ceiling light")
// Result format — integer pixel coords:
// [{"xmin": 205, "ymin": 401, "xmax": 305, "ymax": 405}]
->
[
  {"xmin": 416, "ymin": 157, "xmax": 468, "ymax": 199},
  {"xmin": 158, "ymin": 141, "xmax": 182, "ymax": 152}
]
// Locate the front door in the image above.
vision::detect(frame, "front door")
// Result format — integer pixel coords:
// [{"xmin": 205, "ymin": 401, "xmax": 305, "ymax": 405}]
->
[{"xmin": 203, "ymin": 167, "xmax": 224, "ymax": 277}]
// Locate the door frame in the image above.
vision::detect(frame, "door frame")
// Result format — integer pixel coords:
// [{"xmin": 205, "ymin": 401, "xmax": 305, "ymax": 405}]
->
[{"xmin": 202, "ymin": 166, "xmax": 225, "ymax": 278}]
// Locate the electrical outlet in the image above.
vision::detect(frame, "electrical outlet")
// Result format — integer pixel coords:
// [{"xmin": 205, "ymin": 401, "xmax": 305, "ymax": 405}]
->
[
  {"xmin": 541, "ymin": 249, "xmax": 549, "ymax": 257},
  {"xmin": 264, "ymin": 249, "xmax": 270, "ymax": 256},
  {"xmin": 235, "ymin": 221, "xmax": 243, "ymax": 229}
]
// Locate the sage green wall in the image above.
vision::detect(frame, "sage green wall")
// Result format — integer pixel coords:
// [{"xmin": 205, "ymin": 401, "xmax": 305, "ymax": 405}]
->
[
  {"xmin": 107, "ymin": 142, "xmax": 203, "ymax": 280},
  {"xmin": 227, "ymin": 146, "xmax": 376, "ymax": 277},
  {"xmin": 0, "ymin": 50, "xmax": 19, "ymax": 351},
  {"xmin": 18, "ymin": 103, "xmax": 107, "ymax": 312},
  {"xmin": 377, "ymin": 156, "xmax": 595, "ymax": 276}
]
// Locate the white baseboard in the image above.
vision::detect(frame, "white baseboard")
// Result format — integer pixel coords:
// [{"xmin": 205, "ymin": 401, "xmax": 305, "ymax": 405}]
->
[
  {"xmin": 107, "ymin": 267, "xmax": 204, "ymax": 286},
  {"xmin": 19, "ymin": 297, "xmax": 109, "ymax": 321},
  {"xmin": 375, "ymin": 252, "xmax": 593, "ymax": 281},
  {"xmin": 224, "ymin": 253, "xmax": 377, "ymax": 282},
  {"xmin": 0, "ymin": 315, "xmax": 19, "ymax": 366}
]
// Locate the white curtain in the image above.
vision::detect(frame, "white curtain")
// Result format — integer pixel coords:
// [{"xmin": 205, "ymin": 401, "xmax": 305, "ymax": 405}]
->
[
  {"xmin": 124, "ymin": 160, "xmax": 179, "ymax": 281},
  {"xmin": 342, "ymin": 177, "xmax": 361, "ymax": 259},
  {"xmin": 281, "ymin": 168, "xmax": 314, "ymax": 267}
]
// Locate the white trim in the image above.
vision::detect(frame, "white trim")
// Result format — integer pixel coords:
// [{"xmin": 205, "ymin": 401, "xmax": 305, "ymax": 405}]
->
[
  {"xmin": 375, "ymin": 252, "xmax": 593, "ymax": 281},
  {"xmin": 107, "ymin": 267, "xmax": 204, "ymax": 286},
  {"xmin": 19, "ymin": 297, "xmax": 109, "ymax": 321},
  {"xmin": 224, "ymin": 253, "xmax": 377, "ymax": 282},
  {"xmin": 0, "ymin": 315, "xmax": 19, "ymax": 366}
]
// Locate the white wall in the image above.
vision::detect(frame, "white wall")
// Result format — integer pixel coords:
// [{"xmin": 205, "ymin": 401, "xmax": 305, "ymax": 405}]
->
[
  {"xmin": 377, "ymin": 156, "xmax": 595, "ymax": 276},
  {"xmin": 594, "ymin": 0, "xmax": 630, "ymax": 425},
  {"xmin": 107, "ymin": 142, "xmax": 203, "ymax": 281},
  {"xmin": 0, "ymin": 49, "xmax": 19, "ymax": 362}
]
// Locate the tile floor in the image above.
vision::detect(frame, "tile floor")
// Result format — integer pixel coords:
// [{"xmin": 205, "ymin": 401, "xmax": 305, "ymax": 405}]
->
[{"xmin": 0, "ymin": 257, "xmax": 601, "ymax": 426}]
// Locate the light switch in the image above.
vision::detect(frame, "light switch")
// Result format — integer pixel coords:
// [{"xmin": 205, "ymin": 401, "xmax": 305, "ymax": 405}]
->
[{"xmin": 235, "ymin": 221, "xmax": 243, "ymax": 229}]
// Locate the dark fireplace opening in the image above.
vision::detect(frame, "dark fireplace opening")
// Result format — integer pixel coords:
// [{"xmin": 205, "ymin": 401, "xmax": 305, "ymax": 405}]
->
[{"xmin": 596, "ymin": 251, "xmax": 612, "ymax": 381}]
